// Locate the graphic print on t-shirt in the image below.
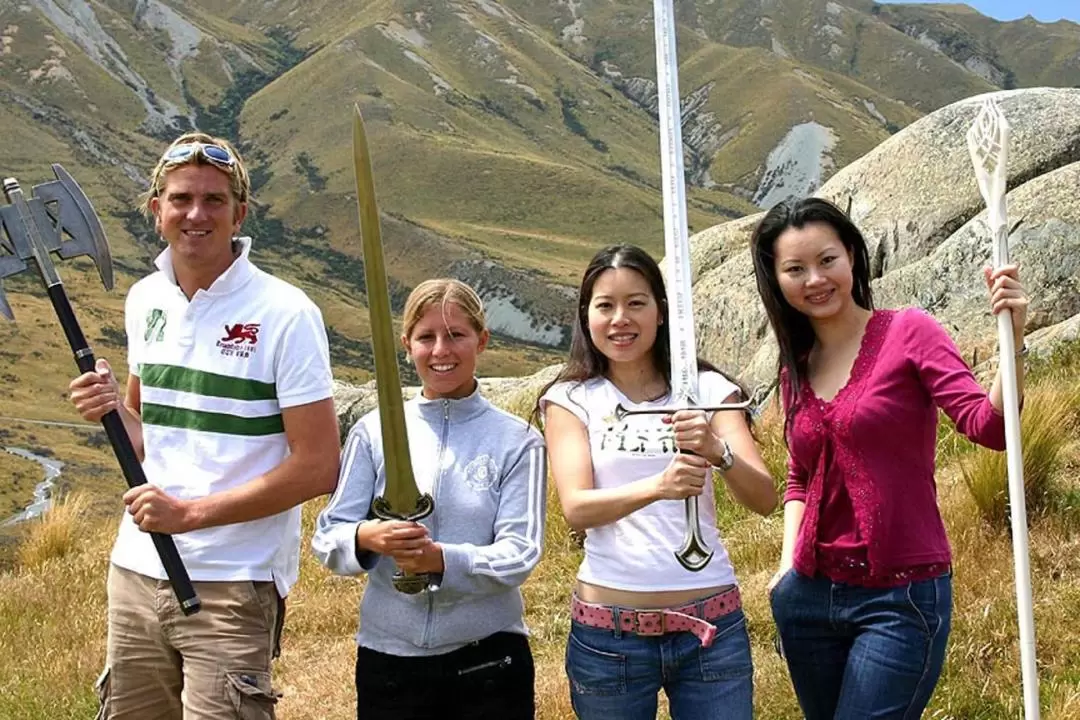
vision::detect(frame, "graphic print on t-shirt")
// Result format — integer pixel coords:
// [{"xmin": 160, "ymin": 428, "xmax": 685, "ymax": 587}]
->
[
  {"xmin": 463, "ymin": 454, "xmax": 500, "ymax": 492},
  {"xmin": 217, "ymin": 322, "xmax": 261, "ymax": 358},
  {"xmin": 144, "ymin": 308, "xmax": 167, "ymax": 344},
  {"xmin": 598, "ymin": 409, "xmax": 677, "ymax": 456}
]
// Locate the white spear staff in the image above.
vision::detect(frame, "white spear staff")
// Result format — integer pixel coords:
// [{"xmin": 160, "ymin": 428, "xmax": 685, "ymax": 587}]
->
[{"xmin": 966, "ymin": 97, "xmax": 1039, "ymax": 719}]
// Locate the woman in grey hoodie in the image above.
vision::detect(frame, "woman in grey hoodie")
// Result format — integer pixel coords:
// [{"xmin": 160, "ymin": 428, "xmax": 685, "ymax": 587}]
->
[{"xmin": 312, "ymin": 279, "xmax": 547, "ymax": 720}]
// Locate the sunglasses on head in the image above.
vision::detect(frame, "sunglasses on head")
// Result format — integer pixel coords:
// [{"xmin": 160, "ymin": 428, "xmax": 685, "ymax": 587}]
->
[{"xmin": 161, "ymin": 142, "xmax": 236, "ymax": 168}]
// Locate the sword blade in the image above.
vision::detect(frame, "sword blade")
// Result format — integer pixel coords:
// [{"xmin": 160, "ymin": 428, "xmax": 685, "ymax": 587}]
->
[
  {"xmin": 352, "ymin": 105, "xmax": 421, "ymax": 514},
  {"xmin": 653, "ymin": 0, "xmax": 698, "ymax": 407},
  {"xmin": 353, "ymin": 106, "xmax": 435, "ymax": 595},
  {"xmin": 653, "ymin": 0, "xmax": 713, "ymax": 573}
]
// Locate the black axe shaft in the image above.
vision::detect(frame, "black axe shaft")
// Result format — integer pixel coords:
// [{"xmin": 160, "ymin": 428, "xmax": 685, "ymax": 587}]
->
[
  {"xmin": 51, "ymin": 288, "xmax": 202, "ymax": 617},
  {"xmin": 2, "ymin": 176, "xmax": 201, "ymax": 616}
]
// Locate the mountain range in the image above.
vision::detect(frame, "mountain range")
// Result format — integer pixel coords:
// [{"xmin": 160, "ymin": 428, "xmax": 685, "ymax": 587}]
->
[{"xmin": 1, "ymin": 0, "xmax": 1078, "ymax": 383}]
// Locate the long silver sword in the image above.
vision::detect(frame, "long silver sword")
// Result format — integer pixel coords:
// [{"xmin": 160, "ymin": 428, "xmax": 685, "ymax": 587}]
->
[
  {"xmin": 621, "ymin": 0, "xmax": 750, "ymax": 571},
  {"xmin": 653, "ymin": 0, "xmax": 709, "ymax": 572},
  {"xmin": 966, "ymin": 99, "xmax": 1039, "ymax": 719}
]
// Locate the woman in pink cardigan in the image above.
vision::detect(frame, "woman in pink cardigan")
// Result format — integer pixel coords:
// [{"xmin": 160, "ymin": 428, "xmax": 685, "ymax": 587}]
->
[{"xmin": 749, "ymin": 197, "xmax": 1028, "ymax": 719}]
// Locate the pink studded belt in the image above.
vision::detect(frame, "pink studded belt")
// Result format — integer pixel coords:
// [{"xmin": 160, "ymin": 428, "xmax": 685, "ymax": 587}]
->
[{"xmin": 570, "ymin": 587, "xmax": 742, "ymax": 648}]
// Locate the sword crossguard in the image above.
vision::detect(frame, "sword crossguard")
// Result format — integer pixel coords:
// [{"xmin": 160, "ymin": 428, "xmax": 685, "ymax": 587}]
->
[
  {"xmin": 371, "ymin": 493, "xmax": 439, "ymax": 595},
  {"xmin": 371, "ymin": 493, "xmax": 435, "ymax": 524},
  {"xmin": 612, "ymin": 400, "xmax": 753, "ymax": 572},
  {"xmin": 613, "ymin": 399, "xmax": 753, "ymax": 422}
]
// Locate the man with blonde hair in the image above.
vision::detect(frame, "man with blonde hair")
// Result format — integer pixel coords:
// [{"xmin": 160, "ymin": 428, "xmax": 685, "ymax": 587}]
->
[{"xmin": 68, "ymin": 131, "xmax": 341, "ymax": 718}]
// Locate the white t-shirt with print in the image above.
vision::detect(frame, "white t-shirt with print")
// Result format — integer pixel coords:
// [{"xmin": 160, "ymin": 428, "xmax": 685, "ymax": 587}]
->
[{"xmin": 540, "ymin": 371, "xmax": 742, "ymax": 592}]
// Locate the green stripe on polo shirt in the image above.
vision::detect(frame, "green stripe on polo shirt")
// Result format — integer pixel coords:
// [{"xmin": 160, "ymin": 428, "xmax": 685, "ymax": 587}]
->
[
  {"xmin": 141, "ymin": 364, "xmax": 277, "ymax": 401},
  {"xmin": 142, "ymin": 403, "xmax": 285, "ymax": 436}
]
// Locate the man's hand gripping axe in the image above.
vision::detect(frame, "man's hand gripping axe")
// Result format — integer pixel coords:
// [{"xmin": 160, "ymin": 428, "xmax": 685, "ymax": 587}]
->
[{"xmin": 0, "ymin": 164, "xmax": 201, "ymax": 616}]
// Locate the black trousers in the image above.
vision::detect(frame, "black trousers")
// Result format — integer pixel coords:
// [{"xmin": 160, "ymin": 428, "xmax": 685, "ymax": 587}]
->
[{"xmin": 355, "ymin": 631, "xmax": 535, "ymax": 719}]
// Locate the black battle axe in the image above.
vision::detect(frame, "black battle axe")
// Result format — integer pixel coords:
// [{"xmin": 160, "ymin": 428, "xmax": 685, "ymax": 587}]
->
[{"xmin": 0, "ymin": 164, "xmax": 201, "ymax": 616}]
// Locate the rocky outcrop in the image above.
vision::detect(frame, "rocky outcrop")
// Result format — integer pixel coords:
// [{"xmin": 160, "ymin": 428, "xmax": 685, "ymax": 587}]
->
[
  {"xmin": 873, "ymin": 161, "xmax": 1080, "ymax": 357},
  {"xmin": 333, "ymin": 364, "xmax": 562, "ymax": 438},
  {"xmin": 1028, "ymin": 314, "xmax": 1080, "ymax": 357},
  {"xmin": 816, "ymin": 88, "xmax": 1080, "ymax": 276},
  {"xmin": 688, "ymin": 87, "xmax": 1080, "ymax": 390}
]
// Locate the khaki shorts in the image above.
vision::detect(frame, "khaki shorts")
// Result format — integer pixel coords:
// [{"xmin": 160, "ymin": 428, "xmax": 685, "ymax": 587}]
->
[{"xmin": 95, "ymin": 563, "xmax": 283, "ymax": 720}]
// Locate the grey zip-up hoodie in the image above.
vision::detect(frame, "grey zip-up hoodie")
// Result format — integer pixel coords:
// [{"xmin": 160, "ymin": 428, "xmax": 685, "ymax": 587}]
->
[{"xmin": 311, "ymin": 385, "xmax": 547, "ymax": 656}]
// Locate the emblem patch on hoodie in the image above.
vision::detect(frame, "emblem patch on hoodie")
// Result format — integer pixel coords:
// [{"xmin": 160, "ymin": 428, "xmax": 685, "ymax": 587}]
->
[{"xmin": 463, "ymin": 455, "xmax": 500, "ymax": 492}]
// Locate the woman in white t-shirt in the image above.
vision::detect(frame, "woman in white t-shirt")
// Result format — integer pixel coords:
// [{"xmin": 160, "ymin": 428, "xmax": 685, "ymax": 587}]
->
[{"xmin": 535, "ymin": 244, "xmax": 777, "ymax": 720}]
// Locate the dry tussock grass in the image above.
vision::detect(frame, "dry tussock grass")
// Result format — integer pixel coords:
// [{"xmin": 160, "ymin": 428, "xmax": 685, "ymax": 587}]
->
[
  {"xmin": 15, "ymin": 491, "xmax": 92, "ymax": 570},
  {"xmin": 2, "ymin": 375, "xmax": 1079, "ymax": 718},
  {"xmin": 960, "ymin": 378, "xmax": 1080, "ymax": 528}
]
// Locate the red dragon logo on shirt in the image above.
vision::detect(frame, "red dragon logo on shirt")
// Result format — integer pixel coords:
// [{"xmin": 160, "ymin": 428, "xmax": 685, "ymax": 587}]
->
[{"xmin": 221, "ymin": 323, "xmax": 260, "ymax": 344}]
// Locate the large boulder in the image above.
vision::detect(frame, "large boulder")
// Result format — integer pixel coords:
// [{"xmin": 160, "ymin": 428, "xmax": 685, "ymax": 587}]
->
[
  {"xmin": 818, "ymin": 87, "xmax": 1080, "ymax": 276},
  {"xmin": 689, "ymin": 87, "xmax": 1080, "ymax": 389},
  {"xmin": 687, "ymin": 213, "xmax": 765, "ymax": 283},
  {"xmin": 873, "ymin": 161, "xmax": 1080, "ymax": 358},
  {"xmin": 1027, "ymin": 313, "xmax": 1080, "ymax": 357}
]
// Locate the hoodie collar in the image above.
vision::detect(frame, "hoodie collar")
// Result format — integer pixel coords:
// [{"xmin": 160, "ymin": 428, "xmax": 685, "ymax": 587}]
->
[
  {"xmin": 412, "ymin": 380, "xmax": 489, "ymax": 423},
  {"xmin": 154, "ymin": 236, "xmax": 255, "ymax": 297}
]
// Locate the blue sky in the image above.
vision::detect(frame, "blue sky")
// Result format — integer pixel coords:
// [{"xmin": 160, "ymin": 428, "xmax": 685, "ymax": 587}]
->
[{"xmin": 877, "ymin": 1, "xmax": 1080, "ymax": 23}]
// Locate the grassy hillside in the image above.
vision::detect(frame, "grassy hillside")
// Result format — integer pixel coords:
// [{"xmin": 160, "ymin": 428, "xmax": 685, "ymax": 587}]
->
[
  {"xmin": 3, "ymin": 0, "xmax": 1076, "ymax": 365},
  {"xmin": 2, "ymin": 0, "xmax": 1080, "ymax": 519},
  {"xmin": 0, "ymin": 451, "xmax": 42, "ymax": 520}
]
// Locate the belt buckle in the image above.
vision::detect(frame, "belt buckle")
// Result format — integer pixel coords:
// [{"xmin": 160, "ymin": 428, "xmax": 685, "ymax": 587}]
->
[{"xmin": 634, "ymin": 610, "xmax": 665, "ymax": 636}]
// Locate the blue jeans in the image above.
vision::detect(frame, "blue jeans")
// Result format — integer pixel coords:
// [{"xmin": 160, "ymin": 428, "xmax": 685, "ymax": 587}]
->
[
  {"xmin": 565, "ymin": 607, "xmax": 753, "ymax": 720},
  {"xmin": 770, "ymin": 569, "xmax": 952, "ymax": 720}
]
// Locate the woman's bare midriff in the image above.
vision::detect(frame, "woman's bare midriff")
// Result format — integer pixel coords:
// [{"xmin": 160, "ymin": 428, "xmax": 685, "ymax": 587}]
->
[{"xmin": 575, "ymin": 580, "xmax": 735, "ymax": 609}]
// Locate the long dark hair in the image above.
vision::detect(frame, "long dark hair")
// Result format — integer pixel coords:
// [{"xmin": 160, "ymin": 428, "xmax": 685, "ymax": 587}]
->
[
  {"xmin": 749, "ymin": 197, "xmax": 874, "ymax": 438},
  {"xmin": 532, "ymin": 244, "xmax": 745, "ymax": 427}
]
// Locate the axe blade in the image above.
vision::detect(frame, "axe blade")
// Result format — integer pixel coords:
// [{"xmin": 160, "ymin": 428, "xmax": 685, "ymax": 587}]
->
[
  {"xmin": 0, "ymin": 209, "xmax": 12, "ymax": 253},
  {"xmin": 0, "ymin": 205, "xmax": 27, "ymax": 273},
  {"xmin": 33, "ymin": 164, "xmax": 114, "ymax": 291},
  {"xmin": 0, "ymin": 204, "xmax": 28, "ymax": 321},
  {"xmin": 0, "ymin": 279, "xmax": 12, "ymax": 321}
]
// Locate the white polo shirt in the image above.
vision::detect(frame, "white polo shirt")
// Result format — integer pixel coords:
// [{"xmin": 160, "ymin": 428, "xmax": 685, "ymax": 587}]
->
[{"xmin": 113, "ymin": 237, "xmax": 333, "ymax": 597}]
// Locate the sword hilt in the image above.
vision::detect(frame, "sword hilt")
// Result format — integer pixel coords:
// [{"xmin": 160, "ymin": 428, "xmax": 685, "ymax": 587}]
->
[
  {"xmin": 617, "ymin": 400, "xmax": 751, "ymax": 574},
  {"xmin": 674, "ymin": 447, "xmax": 714, "ymax": 572},
  {"xmin": 675, "ymin": 496, "xmax": 714, "ymax": 572},
  {"xmin": 371, "ymin": 493, "xmax": 439, "ymax": 594}
]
